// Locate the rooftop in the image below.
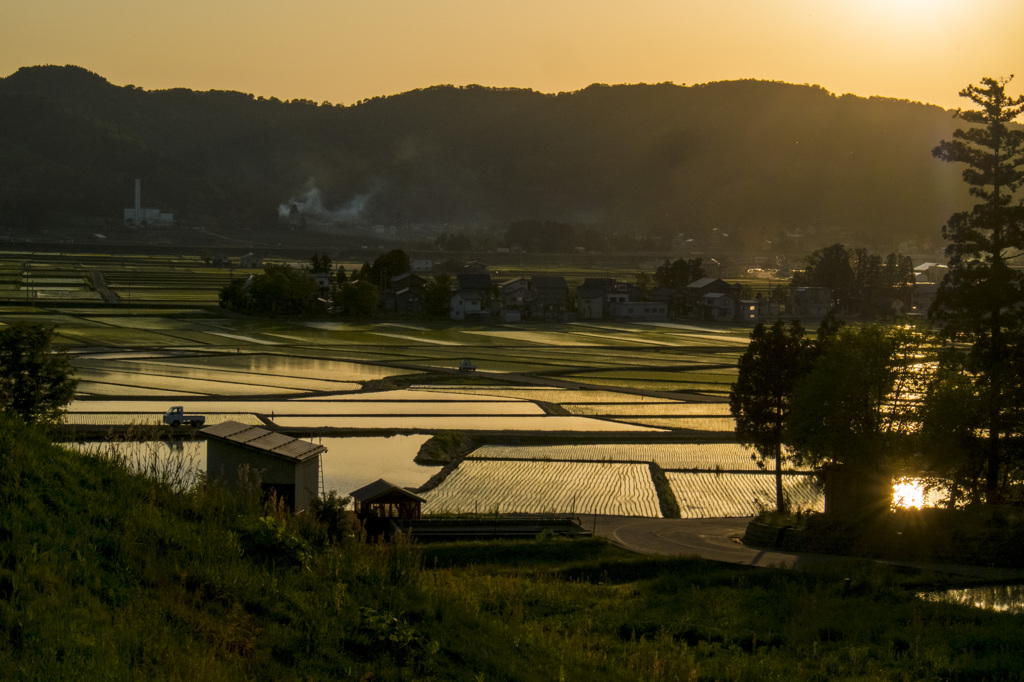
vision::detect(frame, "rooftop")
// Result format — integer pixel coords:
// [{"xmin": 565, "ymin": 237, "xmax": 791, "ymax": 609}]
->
[
  {"xmin": 202, "ymin": 420, "xmax": 325, "ymax": 462},
  {"xmin": 350, "ymin": 478, "xmax": 427, "ymax": 504}
]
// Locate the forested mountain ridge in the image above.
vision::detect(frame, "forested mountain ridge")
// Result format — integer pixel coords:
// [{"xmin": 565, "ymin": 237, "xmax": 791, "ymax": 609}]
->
[{"xmin": 0, "ymin": 64, "xmax": 971, "ymax": 250}]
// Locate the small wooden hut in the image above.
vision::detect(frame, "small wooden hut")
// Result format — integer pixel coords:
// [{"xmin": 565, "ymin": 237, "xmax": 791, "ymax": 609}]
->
[
  {"xmin": 202, "ymin": 421, "xmax": 325, "ymax": 512},
  {"xmin": 350, "ymin": 479, "xmax": 426, "ymax": 521}
]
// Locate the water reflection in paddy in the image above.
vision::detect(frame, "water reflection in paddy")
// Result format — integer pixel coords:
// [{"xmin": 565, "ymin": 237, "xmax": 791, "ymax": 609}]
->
[
  {"xmin": 273, "ymin": 415, "xmax": 663, "ymax": 431},
  {"xmin": 65, "ymin": 435, "xmax": 440, "ymax": 498},
  {"xmin": 68, "ymin": 398, "xmax": 543, "ymax": 417},
  {"xmin": 918, "ymin": 584, "xmax": 1024, "ymax": 614}
]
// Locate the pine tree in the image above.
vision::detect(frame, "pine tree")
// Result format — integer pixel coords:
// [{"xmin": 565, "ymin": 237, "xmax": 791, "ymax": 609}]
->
[{"xmin": 931, "ymin": 76, "xmax": 1024, "ymax": 503}]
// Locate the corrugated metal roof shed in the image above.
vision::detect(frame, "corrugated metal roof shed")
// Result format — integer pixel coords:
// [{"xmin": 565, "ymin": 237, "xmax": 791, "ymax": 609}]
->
[{"xmin": 202, "ymin": 420, "xmax": 325, "ymax": 461}]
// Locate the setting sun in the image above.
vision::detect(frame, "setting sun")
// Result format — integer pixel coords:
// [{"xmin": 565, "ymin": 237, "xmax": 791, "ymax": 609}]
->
[{"xmin": 893, "ymin": 478, "xmax": 926, "ymax": 509}]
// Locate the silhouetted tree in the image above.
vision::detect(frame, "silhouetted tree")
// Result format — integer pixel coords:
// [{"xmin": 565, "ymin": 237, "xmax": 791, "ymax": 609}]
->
[
  {"xmin": 786, "ymin": 325, "xmax": 925, "ymax": 511},
  {"xmin": 219, "ymin": 265, "xmax": 319, "ymax": 316},
  {"xmin": 423, "ymin": 274, "xmax": 454, "ymax": 317},
  {"xmin": 653, "ymin": 258, "xmax": 705, "ymax": 289},
  {"xmin": 729, "ymin": 320, "xmax": 813, "ymax": 512},
  {"xmin": 309, "ymin": 252, "xmax": 332, "ymax": 273},
  {"xmin": 365, "ymin": 249, "xmax": 410, "ymax": 289},
  {"xmin": 931, "ymin": 76, "xmax": 1024, "ymax": 503},
  {"xmin": 0, "ymin": 323, "xmax": 78, "ymax": 424},
  {"xmin": 919, "ymin": 349, "xmax": 986, "ymax": 507},
  {"xmin": 791, "ymin": 243, "xmax": 855, "ymax": 310},
  {"xmin": 332, "ymin": 280, "xmax": 379, "ymax": 317}
]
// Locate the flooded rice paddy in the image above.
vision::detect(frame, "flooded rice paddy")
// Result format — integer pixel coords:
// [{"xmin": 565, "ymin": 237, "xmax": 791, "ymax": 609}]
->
[
  {"xmin": 67, "ymin": 436, "xmax": 441, "ymax": 498},
  {"xmin": 0, "ymin": 273, "xmax": 937, "ymax": 520}
]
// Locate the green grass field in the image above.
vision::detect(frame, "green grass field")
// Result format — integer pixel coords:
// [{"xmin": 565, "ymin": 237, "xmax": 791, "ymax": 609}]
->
[{"xmin": 2, "ymin": 416, "xmax": 1021, "ymax": 680}]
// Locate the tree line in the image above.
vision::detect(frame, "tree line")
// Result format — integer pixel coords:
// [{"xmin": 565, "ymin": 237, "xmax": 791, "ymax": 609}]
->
[
  {"xmin": 732, "ymin": 76, "xmax": 1024, "ymax": 512},
  {"xmin": 791, "ymin": 244, "xmax": 915, "ymax": 317},
  {"xmin": 0, "ymin": 65, "xmax": 970, "ymax": 249}
]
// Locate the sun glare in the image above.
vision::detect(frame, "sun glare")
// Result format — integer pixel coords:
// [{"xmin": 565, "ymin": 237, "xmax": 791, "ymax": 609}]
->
[{"xmin": 893, "ymin": 478, "xmax": 925, "ymax": 510}]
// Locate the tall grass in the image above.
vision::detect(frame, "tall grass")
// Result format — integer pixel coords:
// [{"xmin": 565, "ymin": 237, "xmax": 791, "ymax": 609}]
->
[{"xmin": 3, "ymin": 413, "xmax": 1024, "ymax": 680}]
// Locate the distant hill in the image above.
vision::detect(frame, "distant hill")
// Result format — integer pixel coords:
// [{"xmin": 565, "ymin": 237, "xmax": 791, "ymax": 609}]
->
[{"xmin": 0, "ymin": 64, "xmax": 972, "ymax": 251}]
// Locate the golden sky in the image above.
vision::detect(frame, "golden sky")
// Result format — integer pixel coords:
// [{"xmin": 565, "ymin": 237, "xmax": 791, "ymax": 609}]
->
[{"xmin": 2, "ymin": 0, "xmax": 1021, "ymax": 109}]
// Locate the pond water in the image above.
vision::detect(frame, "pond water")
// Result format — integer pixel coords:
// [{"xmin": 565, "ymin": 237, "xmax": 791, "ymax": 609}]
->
[
  {"xmin": 65, "ymin": 435, "xmax": 440, "ymax": 499},
  {"xmin": 918, "ymin": 584, "xmax": 1024, "ymax": 614}
]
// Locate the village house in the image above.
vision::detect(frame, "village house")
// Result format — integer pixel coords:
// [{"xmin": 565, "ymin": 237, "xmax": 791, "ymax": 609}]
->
[
  {"xmin": 910, "ymin": 263, "xmax": 945, "ymax": 316},
  {"xmin": 647, "ymin": 286, "xmax": 689, "ymax": 318},
  {"xmin": 789, "ymin": 287, "xmax": 833, "ymax": 321},
  {"xmin": 450, "ymin": 273, "xmax": 494, "ymax": 322},
  {"xmin": 737, "ymin": 299, "xmax": 760, "ymax": 324},
  {"xmin": 576, "ymin": 279, "xmax": 640, "ymax": 320},
  {"xmin": 685, "ymin": 277, "xmax": 737, "ymax": 313},
  {"xmin": 531, "ymin": 276, "xmax": 570, "ymax": 321},
  {"xmin": 450, "ymin": 289, "xmax": 485, "ymax": 321},
  {"xmin": 411, "ymin": 258, "xmax": 434, "ymax": 273},
  {"xmin": 576, "ymin": 278, "xmax": 616, "ymax": 319},
  {"xmin": 239, "ymin": 252, "xmax": 262, "ymax": 269},
  {"xmin": 698, "ymin": 291, "xmax": 736, "ymax": 322},
  {"xmin": 499, "ymin": 277, "xmax": 532, "ymax": 320},
  {"xmin": 382, "ymin": 272, "xmax": 427, "ymax": 314},
  {"xmin": 608, "ymin": 300, "xmax": 668, "ymax": 322}
]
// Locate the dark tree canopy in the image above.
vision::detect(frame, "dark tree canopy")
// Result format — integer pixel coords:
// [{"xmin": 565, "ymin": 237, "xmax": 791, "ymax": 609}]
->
[
  {"xmin": 308, "ymin": 252, "xmax": 333, "ymax": 273},
  {"xmin": 0, "ymin": 323, "xmax": 78, "ymax": 424},
  {"xmin": 729, "ymin": 320, "xmax": 812, "ymax": 512},
  {"xmin": 423, "ymin": 274, "xmax": 454, "ymax": 317},
  {"xmin": 919, "ymin": 349, "xmax": 986, "ymax": 507},
  {"xmin": 364, "ymin": 249, "xmax": 411, "ymax": 288},
  {"xmin": 786, "ymin": 325, "xmax": 922, "ymax": 474},
  {"xmin": 331, "ymin": 280, "xmax": 380, "ymax": 317},
  {"xmin": 653, "ymin": 258, "xmax": 705, "ymax": 289},
  {"xmin": 792, "ymin": 243, "xmax": 915, "ymax": 317},
  {"xmin": 219, "ymin": 264, "xmax": 321, "ymax": 316},
  {"xmin": 930, "ymin": 76, "xmax": 1024, "ymax": 503}
]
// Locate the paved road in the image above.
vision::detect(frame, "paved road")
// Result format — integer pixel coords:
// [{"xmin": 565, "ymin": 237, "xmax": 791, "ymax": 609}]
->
[
  {"xmin": 590, "ymin": 515, "xmax": 1024, "ymax": 580},
  {"xmin": 591, "ymin": 515, "xmax": 826, "ymax": 569}
]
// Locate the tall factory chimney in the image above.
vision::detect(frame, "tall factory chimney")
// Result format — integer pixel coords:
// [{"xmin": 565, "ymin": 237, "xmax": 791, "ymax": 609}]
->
[{"xmin": 134, "ymin": 178, "xmax": 142, "ymax": 226}]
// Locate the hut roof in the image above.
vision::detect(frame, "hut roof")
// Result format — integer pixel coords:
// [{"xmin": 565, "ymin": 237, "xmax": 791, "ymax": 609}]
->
[
  {"xmin": 350, "ymin": 478, "xmax": 427, "ymax": 504},
  {"xmin": 201, "ymin": 420, "xmax": 325, "ymax": 462}
]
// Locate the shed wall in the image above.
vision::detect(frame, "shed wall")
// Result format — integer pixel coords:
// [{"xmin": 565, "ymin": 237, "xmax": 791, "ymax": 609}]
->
[{"xmin": 207, "ymin": 440, "xmax": 320, "ymax": 511}]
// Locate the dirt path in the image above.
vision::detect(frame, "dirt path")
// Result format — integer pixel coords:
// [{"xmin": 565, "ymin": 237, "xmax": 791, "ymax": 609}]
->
[{"xmin": 89, "ymin": 269, "xmax": 119, "ymax": 304}]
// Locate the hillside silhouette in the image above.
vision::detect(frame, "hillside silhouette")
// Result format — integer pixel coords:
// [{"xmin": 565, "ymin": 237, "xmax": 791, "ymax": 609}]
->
[{"xmin": 0, "ymin": 65, "xmax": 971, "ymax": 250}]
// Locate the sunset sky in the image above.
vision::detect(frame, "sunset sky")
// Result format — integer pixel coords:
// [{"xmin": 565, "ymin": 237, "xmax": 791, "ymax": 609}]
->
[{"xmin": 2, "ymin": 0, "xmax": 1021, "ymax": 110}]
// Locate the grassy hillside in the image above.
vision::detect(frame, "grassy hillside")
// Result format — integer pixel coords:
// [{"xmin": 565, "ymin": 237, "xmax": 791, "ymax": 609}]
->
[{"xmin": 2, "ymin": 414, "xmax": 1023, "ymax": 679}]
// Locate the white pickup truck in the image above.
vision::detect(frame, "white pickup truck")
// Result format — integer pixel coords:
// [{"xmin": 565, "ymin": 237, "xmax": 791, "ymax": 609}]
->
[{"xmin": 162, "ymin": 406, "xmax": 206, "ymax": 428}]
